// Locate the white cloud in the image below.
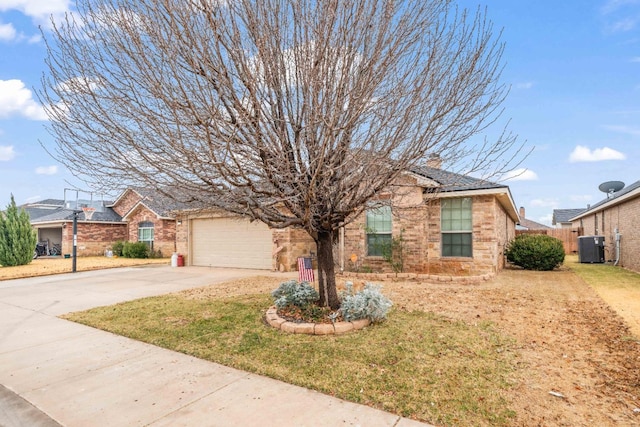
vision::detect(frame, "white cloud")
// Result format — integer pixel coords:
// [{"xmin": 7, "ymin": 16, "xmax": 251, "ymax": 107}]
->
[
  {"xmin": 530, "ymin": 198, "xmax": 559, "ymax": 208},
  {"xmin": 568, "ymin": 145, "xmax": 626, "ymax": 162},
  {"xmin": 515, "ymin": 82, "xmax": 534, "ymax": 89},
  {"xmin": 0, "ymin": 145, "xmax": 15, "ymax": 161},
  {"xmin": 0, "ymin": 79, "xmax": 48, "ymax": 120},
  {"xmin": 631, "ymin": 56, "xmax": 640, "ymax": 62},
  {"xmin": 0, "ymin": 21, "xmax": 16, "ymax": 41},
  {"xmin": 35, "ymin": 165, "xmax": 58, "ymax": 175},
  {"xmin": 500, "ymin": 168, "xmax": 538, "ymax": 182},
  {"xmin": 570, "ymin": 194, "xmax": 593, "ymax": 203},
  {"xmin": 538, "ymin": 214, "xmax": 553, "ymax": 226},
  {"xmin": 601, "ymin": 0, "xmax": 640, "ymax": 14},
  {"xmin": 0, "ymin": 0, "xmax": 72, "ymax": 25}
]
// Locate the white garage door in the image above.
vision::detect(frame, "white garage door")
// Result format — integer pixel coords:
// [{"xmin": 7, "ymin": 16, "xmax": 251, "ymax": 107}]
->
[{"xmin": 191, "ymin": 218, "xmax": 272, "ymax": 269}]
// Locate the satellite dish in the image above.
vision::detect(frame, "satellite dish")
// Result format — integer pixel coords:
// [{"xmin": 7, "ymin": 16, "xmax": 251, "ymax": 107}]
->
[{"xmin": 598, "ymin": 181, "xmax": 625, "ymax": 194}]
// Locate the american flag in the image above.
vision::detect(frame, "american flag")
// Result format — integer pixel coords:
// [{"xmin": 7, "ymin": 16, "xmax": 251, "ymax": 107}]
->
[{"xmin": 297, "ymin": 257, "xmax": 315, "ymax": 282}]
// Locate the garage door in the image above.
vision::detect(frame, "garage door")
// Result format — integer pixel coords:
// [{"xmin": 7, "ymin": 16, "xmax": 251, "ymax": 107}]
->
[{"xmin": 191, "ymin": 218, "xmax": 273, "ymax": 269}]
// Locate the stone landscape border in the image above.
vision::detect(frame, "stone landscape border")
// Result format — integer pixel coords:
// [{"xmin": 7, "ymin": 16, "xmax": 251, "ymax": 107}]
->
[{"xmin": 265, "ymin": 306, "xmax": 370, "ymax": 335}]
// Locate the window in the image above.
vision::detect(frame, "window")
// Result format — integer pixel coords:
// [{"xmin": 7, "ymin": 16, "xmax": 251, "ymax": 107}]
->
[
  {"xmin": 366, "ymin": 206, "xmax": 392, "ymax": 256},
  {"xmin": 138, "ymin": 221, "xmax": 154, "ymax": 248},
  {"xmin": 441, "ymin": 197, "xmax": 472, "ymax": 257}
]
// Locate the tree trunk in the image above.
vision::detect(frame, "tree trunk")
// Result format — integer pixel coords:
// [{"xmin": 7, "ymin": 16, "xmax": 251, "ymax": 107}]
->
[{"xmin": 315, "ymin": 230, "xmax": 340, "ymax": 310}]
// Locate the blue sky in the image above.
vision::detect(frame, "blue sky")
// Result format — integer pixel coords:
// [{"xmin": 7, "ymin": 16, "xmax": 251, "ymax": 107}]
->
[{"xmin": 0, "ymin": 0, "xmax": 638, "ymax": 225}]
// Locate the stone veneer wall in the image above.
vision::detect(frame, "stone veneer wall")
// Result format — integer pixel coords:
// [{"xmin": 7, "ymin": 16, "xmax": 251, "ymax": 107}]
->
[{"xmin": 273, "ymin": 228, "xmax": 316, "ymax": 272}]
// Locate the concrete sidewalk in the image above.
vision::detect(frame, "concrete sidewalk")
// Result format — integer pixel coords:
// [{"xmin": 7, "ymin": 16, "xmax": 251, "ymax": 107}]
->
[{"xmin": 0, "ymin": 266, "xmax": 432, "ymax": 427}]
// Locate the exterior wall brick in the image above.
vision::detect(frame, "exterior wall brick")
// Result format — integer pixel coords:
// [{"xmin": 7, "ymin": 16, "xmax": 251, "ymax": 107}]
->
[
  {"xmin": 342, "ymin": 193, "xmax": 514, "ymax": 276},
  {"xmin": 173, "ymin": 183, "xmax": 516, "ymax": 276},
  {"xmin": 111, "ymin": 190, "xmax": 142, "ymax": 217},
  {"xmin": 60, "ymin": 221, "xmax": 128, "ymax": 256},
  {"xmin": 127, "ymin": 206, "xmax": 176, "ymax": 256},
  {"xmin": 575, "ymin": 196, "xmax": 640, "ymax": 273}
]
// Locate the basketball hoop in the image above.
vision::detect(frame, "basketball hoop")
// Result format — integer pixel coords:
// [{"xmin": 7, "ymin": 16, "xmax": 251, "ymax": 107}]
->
[{"xmin": 82, "ymin": 206, "xmax": 96, "ymax": 220}]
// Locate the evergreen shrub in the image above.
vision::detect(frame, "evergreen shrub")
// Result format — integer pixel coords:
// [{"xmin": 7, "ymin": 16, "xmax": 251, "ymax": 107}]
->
[{"xmin": 505, "ymin": 234, "xmax": 565, "ymax": 271}]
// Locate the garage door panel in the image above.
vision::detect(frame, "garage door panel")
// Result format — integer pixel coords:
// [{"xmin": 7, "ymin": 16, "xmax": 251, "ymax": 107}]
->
[{"xmin": 191, "ymin": 218, "xmax": 272, "ymax": 269}]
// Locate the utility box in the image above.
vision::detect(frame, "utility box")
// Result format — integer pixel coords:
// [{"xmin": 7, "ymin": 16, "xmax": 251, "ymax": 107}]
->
[{"xmin": 578, "ymin": 236, "xmax": 605, "ymax": 263}]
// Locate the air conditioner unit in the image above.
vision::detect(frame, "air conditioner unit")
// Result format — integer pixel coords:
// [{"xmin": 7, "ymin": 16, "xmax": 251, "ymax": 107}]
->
[{"xmin": 578, "ymin": 236, "xmax": 605, "ymax": 263}]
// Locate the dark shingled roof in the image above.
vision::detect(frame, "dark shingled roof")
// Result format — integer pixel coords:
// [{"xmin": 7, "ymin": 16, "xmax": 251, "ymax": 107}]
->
[
  {"xmin": 517, "ymin": 217, "xmax": 551, "ymax": 230},
  {"xmin": 585, "ymin": 180, "xmax": 640, "ymax": 212},
  {"xmin": 114, "ymin": 187, "xmax": 193, "ymax": 218},
  {"xmin": 410, "ymin": 166, "xmax": 507, "ymax": 192},
  {"xmin": 552, "ymin": 208, "xmax": 585, "ymax": 225},
  {"xmin": 25, "ymin": 204, "xmax": 123, "ymax": 224}
]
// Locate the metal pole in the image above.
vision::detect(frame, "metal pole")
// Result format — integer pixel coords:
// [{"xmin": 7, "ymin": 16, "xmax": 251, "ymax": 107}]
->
[{"xmin": 72, "ymin": 211, "xmax": 78, "ymax": 272}]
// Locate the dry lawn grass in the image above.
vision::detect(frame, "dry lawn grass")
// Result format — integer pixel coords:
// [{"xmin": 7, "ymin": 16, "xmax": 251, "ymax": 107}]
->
[
  {"xmin": 0, "ymin": 256, "xmax": 169, "ymax": 281},
  {"xmin": 65, "ymin": 263, "xmax": 640, "ymax": 426}
]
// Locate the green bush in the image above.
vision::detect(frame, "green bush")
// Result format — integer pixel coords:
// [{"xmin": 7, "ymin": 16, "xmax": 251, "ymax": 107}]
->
[
  {"xmin": 111, "ymin": 240, "xmax": 125, "ymax": 257},
  {"xmin": 340, "ymin": 282, "xmax": 393, "ymax": 323},
  {"xmin": 505, "ymin": 234, "xmax": 565, "ymax": 271},
  {"xmin": 0, "ymin": 195, "xmax": 37, "ymax": 267},
  {"xmin": 122, "ymin": 241, "xmax": 150, "ymax": 259},
  {"xmin": 271, "ymin": 279, "xmax": 319, "ymax": 309}
]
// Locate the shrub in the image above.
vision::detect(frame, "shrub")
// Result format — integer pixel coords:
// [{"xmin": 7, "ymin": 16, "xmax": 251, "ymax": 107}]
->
[
  {"xmin": 0, "ymin": 195, "xmax": 37, "ymax": 267},
  {"xmin": 340, "ymin": 282, "xmax": 393, "ymax": 323},
  {"xmin": 271, "ymin": 279, "xmax": 319, "ymax": 309},
  {"xmin": 111, "ymin": 240, "xmax": 125, "ymax": 257},
  {"xmin": 122, "ymin": 241, "xmax": 150, "ymax": 259},
  {"xmin": 505, "ymin": 234, "xmax": 565, "ymax": 271}
]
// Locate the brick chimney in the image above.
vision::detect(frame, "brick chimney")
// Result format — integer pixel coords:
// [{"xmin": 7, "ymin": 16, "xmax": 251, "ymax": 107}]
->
[
  {"xmin": 519, "ymin": 206, "xmax": 525, "ymax": 218},
  {"xmin": 426, "ymin": 153, "xmax": 442, "ymax": 169}
]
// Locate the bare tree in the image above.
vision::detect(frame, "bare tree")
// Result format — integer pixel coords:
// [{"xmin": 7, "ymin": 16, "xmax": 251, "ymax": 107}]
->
[{"xmin": 40, "ymin": 0, "xmax": 521, "ymax": 309}]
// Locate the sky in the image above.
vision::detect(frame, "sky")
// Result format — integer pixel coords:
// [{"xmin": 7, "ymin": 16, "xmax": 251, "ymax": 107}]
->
[{"xmin": 0, "ymin": 0, "xmax": 638, "ymax": 225}]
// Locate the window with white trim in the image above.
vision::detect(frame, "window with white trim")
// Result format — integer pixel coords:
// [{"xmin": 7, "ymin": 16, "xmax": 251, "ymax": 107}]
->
[
  {"xmin": 138, "ymin": 221, "xmax": 155, "ymax": 248},
  {"xmin": 441, "ymin": 197, "xmax": 472, "ymax": 257},
  {"xmin": 366, "ymin": 206, "xmax": 392, "ymax": 257}
]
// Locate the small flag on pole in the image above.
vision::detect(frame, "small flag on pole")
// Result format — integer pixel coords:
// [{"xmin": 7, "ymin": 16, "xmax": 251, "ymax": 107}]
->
[{"xmin": 297, "ymin": 257, "xmax": 315, "ymax": 282}]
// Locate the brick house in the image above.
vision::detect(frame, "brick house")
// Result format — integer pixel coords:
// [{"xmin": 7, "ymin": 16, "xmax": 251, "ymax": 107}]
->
[
  {"xmin": 25, "ymin": 188, "xmax": 179, "ymax": 257},
  {"xmin": 175, "ymin": 166, "xmax": 519, "ymax": 277},
  {"xmin": 25, "ymin": 199, "xmax": 127, "ymax": 257},
  {"xmin": 570, "ymin": 181, "xmax": 640, "ymax": 273}
]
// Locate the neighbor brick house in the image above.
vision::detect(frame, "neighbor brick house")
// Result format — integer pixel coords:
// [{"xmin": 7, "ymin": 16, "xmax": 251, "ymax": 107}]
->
[
  {"xmin": 570, "ymin": 181, "xmax": 640, "ymax": 273},
  {"xmin": 25, "ymin": 188, "xmax": 180, "ymax": 257},
  {"xmin": 175, "ymin": 166, "xmax": 519, "ymax": 277},
  {"xmin": 25, "ymin": 199, "xmax": 127, "ymax": 256}
]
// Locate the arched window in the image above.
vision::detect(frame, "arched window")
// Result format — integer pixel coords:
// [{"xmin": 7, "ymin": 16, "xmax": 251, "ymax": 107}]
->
[{"xmin": 138, "ymin": 221, "xmax": 154, "ymax": 248}]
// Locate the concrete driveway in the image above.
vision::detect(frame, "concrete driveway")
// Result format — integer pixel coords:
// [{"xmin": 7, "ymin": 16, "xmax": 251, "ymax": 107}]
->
[{"xmin": 0, "ymin": 265, "xmax": 431, "ymax": 427}]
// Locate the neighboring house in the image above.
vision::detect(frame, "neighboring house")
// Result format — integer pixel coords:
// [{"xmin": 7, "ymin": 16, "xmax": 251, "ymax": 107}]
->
[
  {"xmin": 25, "ymin": 188, "xmax": 180, "ymax": 257},
  {"xmin": 552, "ymin": 208, "xmax": 584, "ymax": 228},
  {"xmin": 175, "ymin": 165, "xmax": 519, "ymax": 277},
  {"xmin": 570, "ymin": 180, "xmax": 640, "ymax": 273},
  {"xmin": 516, "ymin": 207, "xmax": 551, "ymax": 230},
  {"xmin": 24, "ymin": 199, "xmax": 126, "ymax": 256}
]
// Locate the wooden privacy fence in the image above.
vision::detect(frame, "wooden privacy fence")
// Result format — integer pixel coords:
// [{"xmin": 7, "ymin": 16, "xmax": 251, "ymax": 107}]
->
[{"xmin": 515, "ymin": 228, "xmax": 584, "ymax": 255}]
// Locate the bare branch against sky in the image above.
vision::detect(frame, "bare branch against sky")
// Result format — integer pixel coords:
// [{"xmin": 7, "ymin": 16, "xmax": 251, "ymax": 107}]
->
[{"xmin": 40, "ymin": 0, "xmax": 522, "ymax": 308}]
